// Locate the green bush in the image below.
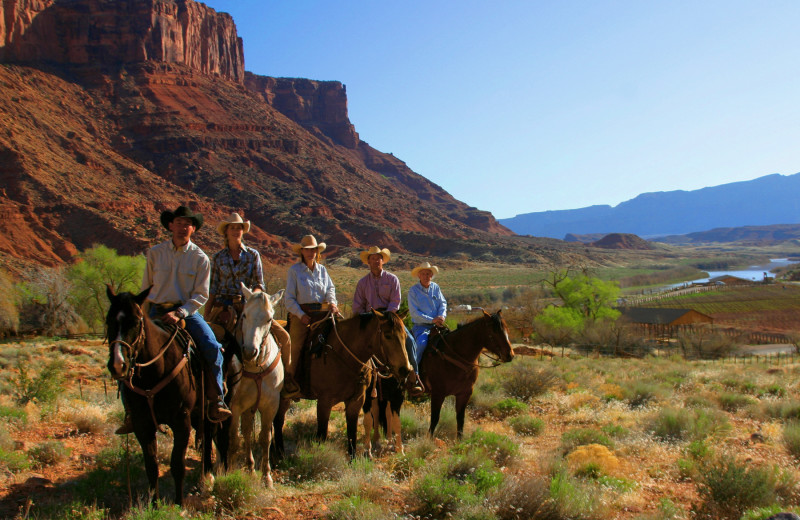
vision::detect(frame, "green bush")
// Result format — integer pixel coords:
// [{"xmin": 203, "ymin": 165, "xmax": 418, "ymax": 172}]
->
[
  {"xmin": 694, "ymin": 457, "xmax": 777, "ymax": 519},
  {"xmin": 284, "ymin": 441, "xmax": 348, "ymax": 482},
  {"xmin": 491, "ymin": 398, "xmax": 528, "ymax": 418},
  {"xmin": 717, "ymin": 392, "xmax": 755, "ymax": 412},
  {"xmin": 651, "ymin": 407, "xmax": 730, "ymax": 442},
  {"xmin": 623, "ymin": 381, "xmax": 664, "ymax": 408},
  {"xmin": 508, "ymin": 415, "xmax": 544, "ymax": 436},
  {"xmin": 0, "ymin": 447, "xmax": 31, "ymax": 473},
  {"xmin": 387, "ymin": 436, "xmax": 436, "ymax": 480},
  {"xmin": 11, "ymin": 357, "xmax": 65, "ymax": 405},
  {"xmin": 560, "ymin": 428, "xmax": 614, "ymax": 454},
  {"xmin": 782, "ymin": 421, "xmax": 800, "ymax": 460},
  {"xmin": 212, "ymin": 470, "xmax": 265, "ymax": 515},
  {"xmin": 411, "ymin": 472, "xmax": 480, "ymax": 518},
  {"xmin": 326, "ymin": 496, "xmax": 394, "ymax": 520},
  {"xmin": 442, "ymin": 451, "xmax": 504, "ymax": 494},
  {"xmin": 457, "ymin": 429, "xmax": 519, "ymax": 467},
  {"xmin": 0, "ymin": 404, "xmax": 28, "ymax": 423},
  {"xmin": 123, "ymin": 503, "xmax": 214, "ymax": 520}
]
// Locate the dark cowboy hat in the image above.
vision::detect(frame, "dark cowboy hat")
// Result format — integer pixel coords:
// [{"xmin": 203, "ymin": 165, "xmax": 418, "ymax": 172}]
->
[{"xmin": 160, "ymin": 206, "xmax": 204, "ymax": 230}]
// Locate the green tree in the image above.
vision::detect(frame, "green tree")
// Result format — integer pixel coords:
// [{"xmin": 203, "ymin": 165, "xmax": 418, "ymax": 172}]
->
[
  {"xmin": 534, "ymin": 271, "xmax": 620, "ymax": 347},
  {"xmin": 66, "ymin": 245, "xmax": 146, "ymax": 332},
  {"xmin": 0, "ymin": 269, "xmax": 20, "ymax": 336}
]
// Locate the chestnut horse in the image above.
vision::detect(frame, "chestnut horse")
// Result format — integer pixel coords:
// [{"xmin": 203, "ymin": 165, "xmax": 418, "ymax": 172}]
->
[
  {"xmin": 105, "ymin": 286, "xmax": 213, "ymax": 506},
  {"xmin": 225, "ymin": 285, "xmax": 284, "ymax": 487},
  {"xmin": 420, "ymin": 309, "xmax": 515, "ymax": 439},
  {"xmin": 273, "ymin": 311, "xmax": 412, "ymax": 459}
]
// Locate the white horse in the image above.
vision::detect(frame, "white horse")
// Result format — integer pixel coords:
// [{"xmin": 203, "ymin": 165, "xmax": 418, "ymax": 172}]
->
[{"xmin": 227, "ymin": 283, "xmax": 284, "ymax": 487}]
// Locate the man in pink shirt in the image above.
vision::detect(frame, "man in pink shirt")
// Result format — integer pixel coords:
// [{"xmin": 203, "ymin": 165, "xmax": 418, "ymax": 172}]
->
[{"xmin": 353, "ymin": 246, "xmax": 424, "ymax": 396}]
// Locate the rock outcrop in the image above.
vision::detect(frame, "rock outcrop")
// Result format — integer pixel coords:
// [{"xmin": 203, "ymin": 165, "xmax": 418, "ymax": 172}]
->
[{"xmin": 0, "ymin": 0, "xmax": 244, "ymax": 83}]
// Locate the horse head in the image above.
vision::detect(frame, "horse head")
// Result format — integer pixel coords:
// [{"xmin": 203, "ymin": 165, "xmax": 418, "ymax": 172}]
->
[
  {"xmin": 239, "ymin": 283, "xmax": 284, "ymax": 364},
  {"xmin": 105, "ymin": 285, "xmax": 151, "ymax": 380},
  {"xmin": 371, "ymin": 310, "xmax": 413, "ymax": 382},
  {"xmin": 482, "ymin": 309, "xmax": 515, "ymax": 363}
]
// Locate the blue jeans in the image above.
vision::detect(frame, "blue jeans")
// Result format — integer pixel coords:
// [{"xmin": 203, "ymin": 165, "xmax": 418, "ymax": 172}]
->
[
  {"xmin": 404, "ymin": 325, "xmax": 419, "ymax": 372},
  {"xmin": 412, "ymin": 324, "xmax": 433, "ymax": 366},
  {"xmin": 149, "ymin": 306, "xmax": 225, "ymax": 396}
]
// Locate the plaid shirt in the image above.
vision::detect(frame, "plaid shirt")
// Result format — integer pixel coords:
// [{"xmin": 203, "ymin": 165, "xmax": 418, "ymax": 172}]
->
[{"xmin": 209, "ymin": 244, "xmax": 264, "ymax": 298}]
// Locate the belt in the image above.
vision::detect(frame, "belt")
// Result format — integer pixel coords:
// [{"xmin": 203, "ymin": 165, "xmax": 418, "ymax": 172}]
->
[
  {"xmin": 214, "ymin": 295, "xmax": 242, "ymax": 306},
  {"xmin": 300, "ymin": 303, "xmax": 329, "ymax": 313},
  {"xmin": 154, "ymin": 302, "xmax": 181, "ymax": 310}
]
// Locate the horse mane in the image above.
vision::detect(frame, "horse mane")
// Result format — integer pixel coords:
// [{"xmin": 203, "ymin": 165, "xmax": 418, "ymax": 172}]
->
[{"xmin": 357, "ymin": 311, "xmax": 403, "ymax": 331}]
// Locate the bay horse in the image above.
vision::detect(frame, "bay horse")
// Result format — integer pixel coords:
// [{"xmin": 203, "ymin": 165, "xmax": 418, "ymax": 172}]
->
[
  {"xmin": 420, "ymin": 309, "xmax": 515, "ymax": 439},
  {"xmin": 273, "ymin": 311, "xmax": 412, "ymax": 459},
  {"xmin": 224, "ymin": 284, "xmax": 284, "ymax": 487},
  {"xmin": 105, "ymin": 286, "xmax": 213, "ymax": 506}
]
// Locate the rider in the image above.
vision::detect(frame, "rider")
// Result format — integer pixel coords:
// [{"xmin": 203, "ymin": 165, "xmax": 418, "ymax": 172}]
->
[
  {"xmin": 116, "ymin": 205, "xmax": 231, "ymax": 434},
  {"xmin": 352, "ymin": 246, "xmax": 424, "ymax": 396},
  {"xmin": 204, "ymin": 212, "xmax": 290, "ymax": 366},
  {"xmin": 283, "ymin": 234, "xmax": 339, "ymax": 398},
  {"xmin": 407, "ymin": 261, "xmax": 448, "ymax": 366}
]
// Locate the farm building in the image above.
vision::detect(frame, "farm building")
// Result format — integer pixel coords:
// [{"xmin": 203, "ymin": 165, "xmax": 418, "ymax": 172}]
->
[{"xmin": 619, "ymin": 307, "xmax": 713, "ymax": 341}]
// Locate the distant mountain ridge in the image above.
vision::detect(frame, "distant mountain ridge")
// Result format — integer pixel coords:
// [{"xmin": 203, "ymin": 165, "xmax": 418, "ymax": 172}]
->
[{"xmin": 500, "ymin": 173, "xmax": 800, "ymax": 239}]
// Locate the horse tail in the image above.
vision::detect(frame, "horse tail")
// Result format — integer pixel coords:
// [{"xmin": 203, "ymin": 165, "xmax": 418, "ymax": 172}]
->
[{"xmin": 378, "ymin": 380, "xmax": 389, "ymax": 436}]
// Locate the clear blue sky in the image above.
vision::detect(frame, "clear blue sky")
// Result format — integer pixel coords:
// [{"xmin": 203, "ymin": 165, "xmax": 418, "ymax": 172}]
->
[{"xmin": 205, "ymin": 1, "xmax": 800, "ymax": 219}]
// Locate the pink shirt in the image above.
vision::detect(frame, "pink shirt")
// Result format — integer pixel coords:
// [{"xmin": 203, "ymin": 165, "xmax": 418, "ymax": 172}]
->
[{"xmin": 352, "ymin": 270, "xmax": 401, "ymax": 314}]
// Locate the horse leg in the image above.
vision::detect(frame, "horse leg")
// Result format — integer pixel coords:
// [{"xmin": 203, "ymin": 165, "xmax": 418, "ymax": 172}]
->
[
  {"xmin": 429, "ymin": 393, "xmax": 446, "ymax": 438},
  {"xmin": 215, "ymin": 417, "xmax": 231, "ymax": 472},
  {"xmin": 344, "ymin": 397, "xmax": 364, "ymax": 459},
  {"xmin": 257, "ymin": 410, "xmax": 274, "ymax": 488},
  {"xmin": 272, "ymin": 398, "xmax": 290, "ymax": 461},
  {"xmin": 390, "ymin": 402, "xmax": 404, "ymax": 455},
  {"xmin": 228, "ymin": 408, "xmax": 242, "ymax": 469},
  {"xmin": 362, "ymin": 398, "xmax": 378, "ymax": 458},
  {"xmin": 454, "ymin": 391, "xmax": 472, "ymax": 440},
  {"xmin": 316, "ymin": 400, "xmax": 334, "ymax": 442},
  {"xmin": 241, "ymin": 411, "xmax": 256, "ymax": 472},
  {"xmin": 135, "ymin": 427, "xmax": 160, "ymax": 504},
  {"xmin": 170, "ymin": 414, "xmax": 192, "ymax": 506}
]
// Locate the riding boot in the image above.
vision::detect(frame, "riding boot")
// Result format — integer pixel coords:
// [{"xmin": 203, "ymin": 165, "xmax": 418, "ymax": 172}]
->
[
  {"xmin": 205, "ymin": 370, "xmax": 232, "ymax": 423},
  {"xmin": 281, "ymin": 372, "xmax": 302, "ymax": 399},
  {"xmin": 405, "ymin": 371, "xmax": 425, "ymax": 397}
]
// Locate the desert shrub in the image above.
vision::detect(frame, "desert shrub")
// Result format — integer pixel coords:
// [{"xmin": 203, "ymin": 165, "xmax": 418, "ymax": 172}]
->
[
  {"xmin": 326, "ymin": 496, "xmax": 394, "ymax": 520},
  {"xmin": 469, "ymin": 387, "xmax": 506, "ymax": 418},
  {"xmin": 411, "ymin": 472, "xmax": 480, "ymax": 518},
  {"xmin": 686, "ymin": 439, "xmax": 713, "ymax": 460},
  {"xmin": 0, "ymin": 404, "xmax": 27, "ymax": 424},
  {"xmin": 429, "ymin": 402, "xmax": 458, "ymax": 439},
  {"xmin": 284, "ymin": 441, "xmax": 348, "ymax": 482},
  {"xmin": 694, "ymin": 457, "xmax": 777, "ymax": 520},
  {"xmin": 442, "ymin": 451, "xmax": 504, "ymax": 494},
  {"xmin": 72, "ymin": 442, "xmax": 148, "ymax": 506},
  {"xmin": 487, "ymin": 473, "xmax": 561, "ymax": 520},
  {"xmin": 760, "ymin": 384, "xmax": 786, "ymax": 398},
  {"xmin": 560, "ymin": 428, "xmax": 614, "ymax": 454},
  {"xmin": 0, "ymin": 446, "xmax": 30, "ymax": 473},
  {"xmin": 549, "ymin": 465, "xmax": 608, "ymax": 518},
  {"xmin": 338, "ymin": 457, "xmax": 392, "ymax": 502},
  {"xmin": 598, "ymin": 383, "xmax": 625, "ymax": 401},
  {"xmin": 601, "ymin": 423, "xmax": 630, "ymax": 439},
  {"xmin": 508, "ymin": 415, "xmax": 544, "ymax": 436},
  {"xmin": 651, "ymin": 407, "xmax": 730, "ymax": 442},
  {"xmin": 212, "ymin": 469, "xmax": 267, "ymax": 516},
  {"xmin": 11, "ymin": 357, "xmax": 65, "ymax": 405},
  {"xmin": 500, "ymin": 360, "xmax": 559, "ymax": 401},
  {"xmin": 566, "ymin": 444, "xmax": 619, "ymax": 478},
  {"xmin": 757, "ymin": 399, "xmax": 800, "ymax": 421},
  {"xmin": 29, "ymin": 440, "xmax": 71, "ymax": 468},
  {"xmin": 491, "ymin": 398, "xmax": 528, "ymax": 418},
  {"xmin": 717, "ymin": 392, "xmax": 755, "ymax": 412},
  {"xmin": 388, "ymin": 436, "xmax": 436, "ymax": 480},
  {"xmin": 623, "ymin": 381, "xmax": 665, "ymax": 408},
  {"xmin": 399, "ymin": 405, "xmax": 429, "ymax": 439},
  {"xmin": 60, "ymin": 403, "xmax": 107, "ymax": 434},
  {"xmin": 457, "ymin": 429, "xmax": 519, "ymax": 467},
  {"xmin": 782, "ymin": 421, "xmax": 800, "ymax": 460}
]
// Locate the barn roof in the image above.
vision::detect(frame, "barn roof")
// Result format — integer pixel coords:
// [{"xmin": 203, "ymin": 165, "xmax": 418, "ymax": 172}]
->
[{"xmin": 619, "ymin": 307, "xmax": 712, "ymax": 325}]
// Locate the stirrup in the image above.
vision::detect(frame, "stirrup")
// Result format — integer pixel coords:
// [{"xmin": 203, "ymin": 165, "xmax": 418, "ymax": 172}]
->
[{"xmin": 115, "ymin": 415, "xmax": 134, "ymax": 435}]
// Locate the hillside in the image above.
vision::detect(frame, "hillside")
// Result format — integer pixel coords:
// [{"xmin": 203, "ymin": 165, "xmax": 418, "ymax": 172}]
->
[
  {"xmin": 500, "ymin": 173, "xmax": 800, "ymax": 239},
  {"xmin": 2, "ymin": 0, "xmax": 592, "ymax": 275}
]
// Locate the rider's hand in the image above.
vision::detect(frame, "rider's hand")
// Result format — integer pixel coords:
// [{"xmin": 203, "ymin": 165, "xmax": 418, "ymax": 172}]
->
[
  {"xmin": 164, "ymin": 311, "xmax": 180, "ymax": 325},
  {"xmin": 330, "ymin": 303, "xmax": 339, "ymax": 315},
  {"xmin": 301, "ymin": 314, "xmax": 311, "ymax": 325},
  {"xmin": 433, "ymin": 316, "xmax": 445, "ymax": 326}
]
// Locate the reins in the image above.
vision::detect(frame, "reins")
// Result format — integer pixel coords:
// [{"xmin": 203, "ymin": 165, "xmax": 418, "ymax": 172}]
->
[{"xmin": 432, "ymin": 317, "xmax": 505, "ymax": 371}]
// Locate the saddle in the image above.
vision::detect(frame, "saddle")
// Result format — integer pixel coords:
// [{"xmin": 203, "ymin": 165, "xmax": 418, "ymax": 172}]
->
[
  {"xmin": 290, "ymin": 312, "xmax": 339, "ymax": 400},
  {"xmin": 207, "ymin": 302, "xmax": 240, "ymax": 342}
]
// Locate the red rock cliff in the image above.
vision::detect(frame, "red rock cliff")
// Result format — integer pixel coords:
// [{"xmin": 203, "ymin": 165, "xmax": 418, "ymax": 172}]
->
[{"xmin": 0, "ymin": 0, "xmax": 244, "ymax": 83}]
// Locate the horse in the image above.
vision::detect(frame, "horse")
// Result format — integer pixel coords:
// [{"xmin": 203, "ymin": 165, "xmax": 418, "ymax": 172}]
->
[
  {"xmin": 420, "ymin": 309, "xmax": 515, "ymax": 439},
  {"xmin": 362, "ymin": 375, "xmax": 404, "ymax": 457},
  {"xmin": 273, "ymin": 310, "xmax": 412, "ymax": 459},
  {"xmin": 105, "ymin": 286, "xmax": 213, "ymax": 506},
  {"xmin": 224, "ymin": 284, "xmax": 284, "ymax": 487}
]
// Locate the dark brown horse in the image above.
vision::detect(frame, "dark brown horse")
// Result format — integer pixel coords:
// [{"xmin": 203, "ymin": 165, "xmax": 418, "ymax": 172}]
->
[
  {"xmin": 105, "ymin": 286, "xmax": 212, "ymax": 505},
  {"xmin": 273, "ymin": 311, "xmax": 412, "ymax": 459},
  {"xmin": 420, "ymin": 309, "xmax": 515, "ymax": 439}
]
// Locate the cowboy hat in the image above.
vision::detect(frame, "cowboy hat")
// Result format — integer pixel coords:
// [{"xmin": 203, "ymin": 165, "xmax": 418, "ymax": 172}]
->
[
  {"xmin": 412, "ymin": 261, "xmax": 439, "ymax": 278},
  {"xmin": 160, "ymin": 205, "xmax": 203, "ymax": 230},
  {"xmin": 291, "ymin": 234, "xmax": 327, "ymax": 254},
  {"xmin": 217, "ymin": 212, "xmax": 251, "ymax": 236},
  {"xmin": 360, "ymin": 246, "xmax": 391, "ymax": 265}
]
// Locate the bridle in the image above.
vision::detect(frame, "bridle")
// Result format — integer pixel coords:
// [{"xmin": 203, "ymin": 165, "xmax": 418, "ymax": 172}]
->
[
  {"xmin": 323, "ymin": 311, "xmax": 401, "ymax": 380},
  {"xmin": 432, "ymin": 312, "xmax": 509, "ymax": 371},
  {"xmin": 235, "ymin": 299, "xmax": 282, "ymax": 413}
]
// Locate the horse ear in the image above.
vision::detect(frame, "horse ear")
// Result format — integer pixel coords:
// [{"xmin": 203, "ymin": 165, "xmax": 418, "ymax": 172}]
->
[
  {"xmin": 135, "ymin": 286, "xmax": 151, "ymax": 305},
  {"xmin": 106, "ymin": 284, "xmax": 116, "ymax": 300},
  {"xmin": 240, "ymin": 282, "xmax": 254, "ymax": 300},
  {"xmin": 372, "ymin": 309, "xmax": 384, "ymax": 318},
  {"xmin": 482, "ymin": 309, "xmax": 491, "ymax": 318},
  {"xmin": 269, "ymin": 289, "xmax": 285, "ymax": 306}
]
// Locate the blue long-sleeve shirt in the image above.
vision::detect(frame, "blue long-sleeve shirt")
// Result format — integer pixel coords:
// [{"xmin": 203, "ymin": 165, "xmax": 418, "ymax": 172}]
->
[
  {"xmin": 408, "ymin": 281, "xmax": 447, "ymax": 325},
  {"xmin": 284, "ymin": 261, "xmax": 337, "ymax": 318}
]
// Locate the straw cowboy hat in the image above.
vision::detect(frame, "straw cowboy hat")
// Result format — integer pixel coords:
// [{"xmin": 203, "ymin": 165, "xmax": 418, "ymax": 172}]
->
[
  {"xmin": 291, "ymin": 234, "xmax": 327, "ymax": 254},
  {"xmin": 360, "ymin": 246, "xmax": 391, "ymax": 265},
  {"xmin": 412, "ymin": 261, "xmax": 439, "ymax": 278},
  {"xmin": 160, "ymin": 205, "xmax": 203, "ymax": 230},
  {"xmin": 217, "ymin": 212, "xmax": 251, "ymax": 236}
]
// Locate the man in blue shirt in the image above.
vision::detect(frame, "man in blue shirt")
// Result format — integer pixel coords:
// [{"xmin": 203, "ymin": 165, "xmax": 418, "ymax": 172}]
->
[{"xmin": 407, "ymin": 262, "xmax": 448, "ymax": 366}]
